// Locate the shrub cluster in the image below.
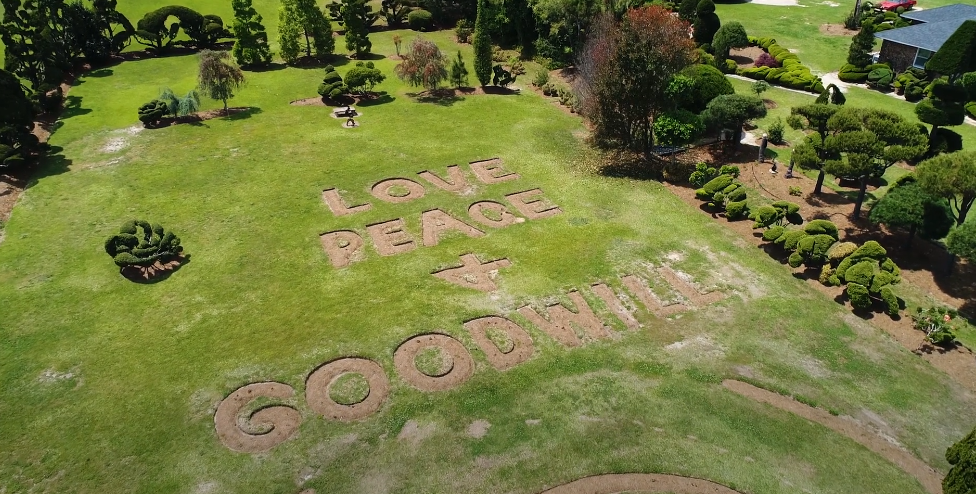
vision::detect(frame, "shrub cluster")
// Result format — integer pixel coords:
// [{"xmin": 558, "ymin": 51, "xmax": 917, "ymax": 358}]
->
[
  {"xmin": 740, "ymin": 37, "xmax": 824, "ymax": 93},
  {"xmin": 689, "ymin": 162, "xmax": 739, "ymax": 188},
  {"xmin": 137, "ymin": 100, "xmax": 168, "ymax": 127},
  {"xmin": 407, "ymin": 9, "xmax": 432, "ymax": 31},
  {"xmin": 753, "ymin": 202, "xmax": 902, "ymax": 315},
  {"xmin": 695, "ymin": 174, "xmax": 749, "ymax": 220},
  {"xmin": 318, "ymin": 65, "xmax": 348, "ymax": 99},
  {"xmin": 104, "ymin": 220, "xmax": 184, "ymax": 269},
  {"xmin": 911, "ymin": 306, "xmax": 960, "ymax": 346},
  {"xmin": 838, "ymin": 62, "xmax": 890, "ymax": 84}
]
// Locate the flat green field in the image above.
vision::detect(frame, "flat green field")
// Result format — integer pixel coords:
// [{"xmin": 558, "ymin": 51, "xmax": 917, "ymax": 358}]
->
[{"xmin": 2, "ymin": 8, "xmax": 975, "ymax": 494}]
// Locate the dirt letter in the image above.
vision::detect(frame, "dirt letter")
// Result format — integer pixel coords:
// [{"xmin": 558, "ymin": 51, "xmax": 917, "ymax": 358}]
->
[
  {"xmin": 214, "ymin": 382, "xmax": 302, "ymax": 453},
  {"xmin": 469, "ymin": 158, "xmax": 520, "ymax": 184},
  {"xmin": 591, "ymin": 283, "xmax": 640, "ymax": 330},
  {"xmin": 421, "ymin": 209, "xmax": 485, "ymax": 246},
  {"xmin": 366, "ymin": 219, "xmax": 416, "ymax": 256},
  {"xmin": 370, "ymin": 178, "xmax": 427, "ymax": 203},
  {"xmin": 418, "ymin": 165, "xmax": 469, "ymax": 193},
  {"xmin": 505, "ymin": 189, "xmax": 562, "ymax": 219},
  {"xmin": 322, "ymin": 188, "xmax": 371, "ymax": 216},
  {"xmin": 306, "ymin": 357, "xmax": 390, "ymax": 421},
  {"xmin": 517, "ymin": 291, "xmax": 611, "ymax": 347},
  {"xmin": 464, "ymin": 316, "xmax": 534, "ymax": 371},
  {"xmin": 468, "ymin": 201, "xmax": 521, "ymax": 228},
  {"xmin": 320, "ymin": 230, "xmax": 365, "ymax": 268}
]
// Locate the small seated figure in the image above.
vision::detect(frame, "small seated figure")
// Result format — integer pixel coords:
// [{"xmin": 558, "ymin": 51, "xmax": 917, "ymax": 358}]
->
[{"xmin": 346, "ymin": 116, "xmax": 356, "ymax": 127}]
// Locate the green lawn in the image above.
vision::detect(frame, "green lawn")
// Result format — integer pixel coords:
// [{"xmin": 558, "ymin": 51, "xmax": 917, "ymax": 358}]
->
[{"xmin": 2, "ymin": 27, "xmax": 976, "ymax": 494}]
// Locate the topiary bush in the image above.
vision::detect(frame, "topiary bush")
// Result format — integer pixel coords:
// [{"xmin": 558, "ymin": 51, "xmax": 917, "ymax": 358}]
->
[
  {"xmin": 104, "ymin": 220, "xmax": 183, "ymax": 270},
  {"xmin": 318, "ymin": 65, "xmax": 348, "ymax": 99},
  {"xmin": 138, "ymin": 100, "xmax": 167, "ymax": 127},
  {"xmin": 867, "ymin": 66, "xmax": 894, "ymax": 89},
  {"xmin": 695, "ymin": 174, "xmax": 733, "ymax": 200},
  {"xmin": 846, "ymin": 282, "xmax": 871, "ymax": 310},
  {"xmin": 689, "ymin": 162, "xmax": 718, "ymax": 188},
  {"xmin": 407, "ymin": 9, "xmax": 432, "ymax": 31}
]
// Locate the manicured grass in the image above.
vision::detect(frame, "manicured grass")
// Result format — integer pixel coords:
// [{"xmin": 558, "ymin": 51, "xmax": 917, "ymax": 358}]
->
[{"xmin": 3, "ymin": 24, "xmax": 976, "ymax": 494}]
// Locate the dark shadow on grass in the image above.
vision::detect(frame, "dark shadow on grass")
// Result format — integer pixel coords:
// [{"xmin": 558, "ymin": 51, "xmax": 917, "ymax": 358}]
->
[
  {"xmin": 221, "ymin": 106, "xmax": 262, "ymax": 120},
  {"xmin": 357, "ymin": 93, "xmax": 395, "ymax": 106},
  {"xmin": 350, "ymin": 52, "xmax": 386, "ymax": 61},
  {"xmin": 84, "ymin": 68, "xmax": 114, "ymax": 78},
  {"xmin": 60, "ymin": 95, "xmax": 91, "ymax": 120},
  {"xmin": 120, "ymin": 255, "xmax": 190, "ymax": 284},
  {"xmin": 409, "ymin": 88, "xmax": 465, "ymax": 106},
  {"xmin": 245, "ymin": 62, "xmax": 288, "ymax": 72},
  {"xmin": 25, "ymin": 146, "xmax": 72, "ymax": 186}
]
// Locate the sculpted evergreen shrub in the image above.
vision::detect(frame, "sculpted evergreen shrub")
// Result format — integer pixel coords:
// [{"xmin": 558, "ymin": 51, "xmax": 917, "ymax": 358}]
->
[
  {"xmin": 318, "ymin": 65, "xmax": 348, "ymax": 99},
  {"xmin": 105, "ymin": 220, "xmax": 183, "ymax": 269},
  {"xmin": 137, "ymin": 100, "xmax": 167, "ymax": 127},
  {"xmin": 846, "ymin": 282, "xmax": 871, "ymax": 310},
  {"xmin": 407, "ymin": 9, "xmax": 432, "ymax": 30}
]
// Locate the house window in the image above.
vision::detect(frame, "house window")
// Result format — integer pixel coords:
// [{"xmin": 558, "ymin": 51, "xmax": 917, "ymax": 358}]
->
[{"xmin": 913, "ymin": 48, "xmax": 934, "ymax": 69}]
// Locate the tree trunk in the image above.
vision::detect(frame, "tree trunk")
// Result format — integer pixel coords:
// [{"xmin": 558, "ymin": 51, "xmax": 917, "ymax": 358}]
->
[
  {"xmin": 223, "ymin": 98, "xmax": 228, "ymax": 112},
  {"xmin": 958, "ymin": 194, "xmax": 973, "ymax": 226},
  {"xmin": 946, "ymin": 252, "xmax": 957, "ymax": 275},
  {"xmin": 815, "ymin": 168, "xmax": 826, "ymax": 194},
  {"xmin": 907, "ymin": 224, "xmax": 916, "ymax": 250},
  {"xmin": 852, "ymin": 175, "xmax": 868, "ymax": 219},
  {"xmin": 929, "ymin": 124, "xmax": 940, "ymax": 142},
  {"xmin": 304, "ymin": 30, "xmax": 311, "ymax": 56}
]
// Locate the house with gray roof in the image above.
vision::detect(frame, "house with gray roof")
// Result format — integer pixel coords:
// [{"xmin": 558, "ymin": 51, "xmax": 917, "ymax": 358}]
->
[{"xmin": 875, "ymin": 4, "xmax": 976, "ymax": 73}]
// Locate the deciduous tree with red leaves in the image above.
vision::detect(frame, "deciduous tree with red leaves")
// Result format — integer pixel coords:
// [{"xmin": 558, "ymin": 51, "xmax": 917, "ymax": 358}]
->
[{"xmin": 576, "ymin": 6, "xmax": 696, "ymax": 156}]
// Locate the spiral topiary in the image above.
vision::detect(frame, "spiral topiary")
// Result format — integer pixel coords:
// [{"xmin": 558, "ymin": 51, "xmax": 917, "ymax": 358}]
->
[{"xmin": 105, "ymin": 220, "xmax": 183, "ymax": 269}]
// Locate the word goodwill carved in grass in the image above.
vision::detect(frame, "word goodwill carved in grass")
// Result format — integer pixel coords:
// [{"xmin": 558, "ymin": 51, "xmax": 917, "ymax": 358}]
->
[
  {"xmin": 320, "ymin": 159, "xmax": 562, "ymax": 268},
  {"xmin": 214, "ymin": 267, "xmax": 726, "ymax": 453}
]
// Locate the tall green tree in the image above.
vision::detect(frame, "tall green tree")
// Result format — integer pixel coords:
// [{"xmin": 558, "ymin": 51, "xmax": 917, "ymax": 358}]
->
[
  {"xmin": 944, "ymin": 425, "xmax": 976, "ymax": 493},
  {"xmin": 847, "ymin": 20, "xmax": 874, "ymax": 68},
  {"xmin": 278, "ymin": 0, "xmax": 334, "ymax": 63},
  {"xmin": 62, "ymin": 0, "xmax": 132, "ymax": 63},
  {"xmin": 530, "ymin": 0, "xmax": 600, "ymax": 66},
  {"xmin": 916, "ymin": 150, "xmax": 976, "ymax": 226},
  {"xmin": 868, "ymin": 179, "xmax": 954, "ymax": 248},
  {"xmin": 1, "ymin": 0, "xmax": 74, "ymax": 87},
  {"xmin": 0, "ymin": 68, "xmax": 39, "ymax": 169},
  {"xmin": 231, "ymin": 0, "xmax": 273, "ymax": 67},
  {"xmin": 342, "ymin": 0, "xmax": 372, "ymax": 57},
  {"xmin": 916, "ymin": 81, "xmax": 967, "ymax": 146},
  {"xmin": 449, "ymin": 50, "xmax": 469, "ymax": 88},
  {"xmin": 577, "ymin": 7, "xmax": 696, "ymax": 156},
  {"xmin": 378, "ymin": 0, "xmax": 409, "ymax": 28},
  {"xmin": 198, "ymin": 49, "xmax": 246, "ymax": 112},
  {"xmin": 472, "ymin": 0, "xmax": 492, "ymax": 86},
  {"xmin": 692, "ymin": 0, "xmax": 719, "ymax": 46},
  {"xmin": 926, "ymin": 20, "xmax": 976, "ymax": 79}
]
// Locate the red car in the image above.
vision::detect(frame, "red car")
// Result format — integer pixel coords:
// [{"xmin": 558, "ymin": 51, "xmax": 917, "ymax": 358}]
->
[{"xmin": 878, "ymin": 0, "xmax": 916, "ymax": 11}]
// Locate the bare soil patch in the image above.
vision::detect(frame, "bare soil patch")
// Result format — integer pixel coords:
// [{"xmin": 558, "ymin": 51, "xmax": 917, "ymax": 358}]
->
[
  {"xmin": 467, "ymin": 419, "xmax": 491, "ymax": 438},
  {"xmin": 729, "ymin": 46, "xmax": 765, "ymax": 68},
  {"xmin": 539, "ymin": 473, "xmax": 744, "ymax": 494},
  {"xmin": 723, "ymin": 379, "xmax": 943, "ymax": 494},
  {"xmin": 820, "ymin": 24, "xmax": 859, "ymax": 36}
]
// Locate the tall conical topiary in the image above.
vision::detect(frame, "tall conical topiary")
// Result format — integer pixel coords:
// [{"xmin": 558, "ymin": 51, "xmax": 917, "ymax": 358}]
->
[
  {"xmin": 847, "ymin": 20, "xmax": 875, "ymax": 68},
  {"xmin": 472, "ymin": 0, "xmax": 492, "ymax": 86},
  {"xmin": 926, "ymin": 20, "xmax": 976, "ymax": 77},
  {"xmin": 693, "ymin": 0, "xmax": 720, "ymax": 46}
]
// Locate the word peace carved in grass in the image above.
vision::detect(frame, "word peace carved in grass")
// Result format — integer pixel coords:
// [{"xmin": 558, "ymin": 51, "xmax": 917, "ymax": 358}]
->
[
  {"xmin": 214, "ymin": 267, "xmax": 726, "ymax": 453},
  {"xmin": 319, "ymin": 158, "xmax": 561, "ymax": 270}
]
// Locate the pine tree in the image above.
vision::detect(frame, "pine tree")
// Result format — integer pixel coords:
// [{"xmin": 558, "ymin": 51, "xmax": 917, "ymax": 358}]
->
[
  {"xmin": 449, "ymin": 51, "xmax": 469, "ymax": 88},
  {"xmin": 278, "ymin": 0, "xmax": 334, "ymax": 63},
  {"xmin": 847, "ymin": 20, "xmax": 874, "ymax": 68},
  {"xmin": 472, "ymin": 0, "xmax": 492, "ymax": 86},
  {"xmin": 341, "ymin": 0, "xmax": 372, "ymax": 57},
  {"xmin": 231, "ymin": 0, "xmax": 272, "ymax": 67}
]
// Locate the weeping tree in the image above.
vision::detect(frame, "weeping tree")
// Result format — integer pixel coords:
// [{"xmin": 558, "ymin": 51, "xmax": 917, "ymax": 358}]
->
[
  {"xmin": 394, "ymin": 37, "xmax": 448, "ymax": 91},
  {"xmin": 104, "ymin": 220, "xmax": 183, "ymax": 270},
  {"xmin": 198, "ymin": 50, "xmax": 245, "ymax": 112}
]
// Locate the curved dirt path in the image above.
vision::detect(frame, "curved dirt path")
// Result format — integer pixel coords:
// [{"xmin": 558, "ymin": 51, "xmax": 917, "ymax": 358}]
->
[
  {"xmin": 539, "ymin": 473, "xmax": 743, "ymax": 494},
  {"xmin": 723, "ymin": 379, "xmax": 943, "ymax": 494}
]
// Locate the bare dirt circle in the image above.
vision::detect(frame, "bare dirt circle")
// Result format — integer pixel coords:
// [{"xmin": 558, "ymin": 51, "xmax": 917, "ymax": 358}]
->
[
  {"xmin": 214, "ymin": 382, "xmax": 302, "ymax": 453},
  {"xmin": 539, "ymin": 473, "xmax": 744, "ymax": 494},
  {"xmin": 306, "ymin": 357, "xmax": 390, "ymax": 421},
  {"xmin": 371, "ymin": 178, "xmax": 426, "ymax": 203},
  {"xmin": 394, "ymin": 333, "xmax": 475, "ymax": 391}
]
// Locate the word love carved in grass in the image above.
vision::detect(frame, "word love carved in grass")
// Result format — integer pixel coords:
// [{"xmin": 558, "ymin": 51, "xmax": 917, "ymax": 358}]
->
[
  {"xmin": 319, "ymin": 158, "xmax": 561, "ymax": 268},
  {"xmin": 214, "ymin": 268, "xmax": 726, "ymax": 453}
]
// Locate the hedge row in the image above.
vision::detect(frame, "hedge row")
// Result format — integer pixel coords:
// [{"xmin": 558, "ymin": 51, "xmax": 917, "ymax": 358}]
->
[{"xmin": 740, "ymin": 37, "xmax": 824, "ymax": 93}]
